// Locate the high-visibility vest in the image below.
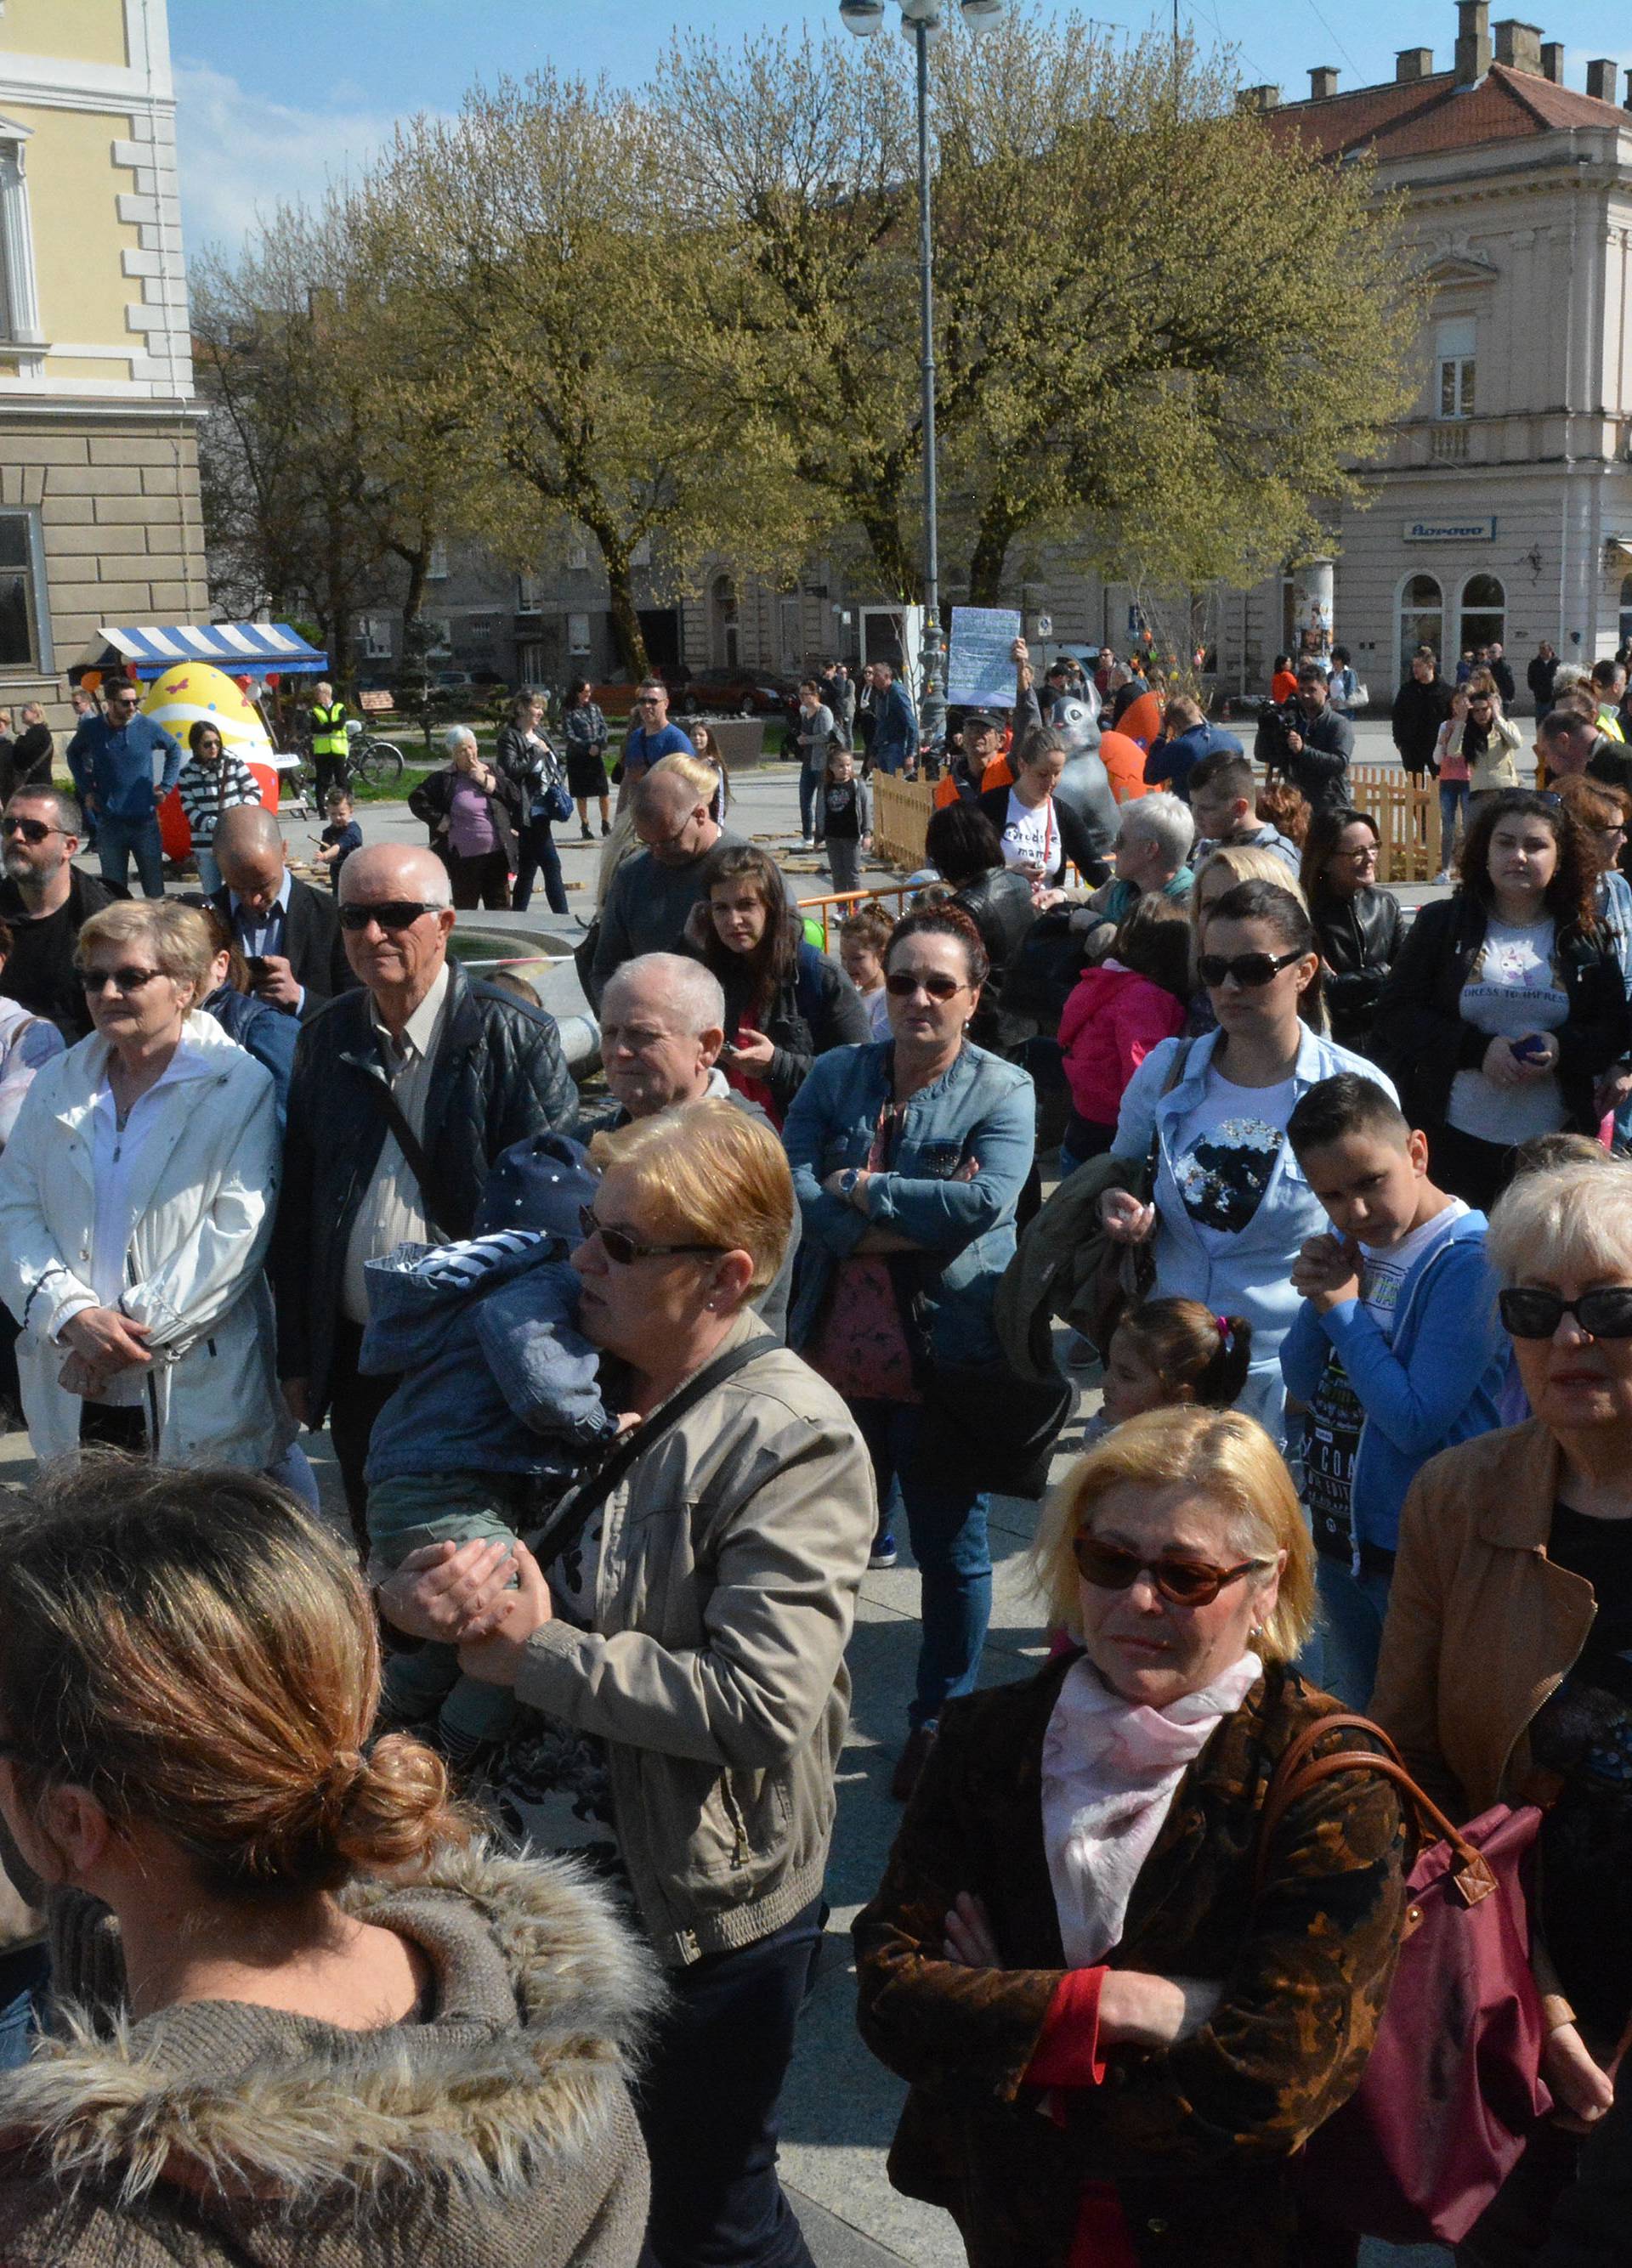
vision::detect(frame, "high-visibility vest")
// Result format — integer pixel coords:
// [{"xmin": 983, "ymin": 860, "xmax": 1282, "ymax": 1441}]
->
[{"xmin": 310, "ymin": 701, "xmax": 348, "ymax": 758}]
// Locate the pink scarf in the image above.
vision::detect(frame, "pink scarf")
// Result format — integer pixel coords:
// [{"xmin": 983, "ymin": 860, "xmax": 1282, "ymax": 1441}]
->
[{"xmin": 1041, "ymin": 1651, "xmax": 1262, "ymax": 1966}]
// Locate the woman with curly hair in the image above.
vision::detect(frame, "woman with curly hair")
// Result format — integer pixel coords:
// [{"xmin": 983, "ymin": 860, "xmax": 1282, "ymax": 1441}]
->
[
  {"xmin": 1374, "ymin": 789, "xmax": 1628, "ymax": 1208},
  {"xmin": 0, "ymin": 1462, "xmax": 651, "ymax": 2268}
]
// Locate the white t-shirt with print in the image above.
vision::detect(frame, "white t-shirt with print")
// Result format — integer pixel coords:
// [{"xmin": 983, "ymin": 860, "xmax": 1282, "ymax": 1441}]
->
[
  {"xmin": 1000, "ymin": 789, "xmax": 1061, "ymax": 885},
  {"xmin": 1447, "ymin": 916, "xmax": 1568, "ymax": 1145},
  {"xmin": 1168, "ymin": 1069, "xmax": 1298, "ymax": 1253}
]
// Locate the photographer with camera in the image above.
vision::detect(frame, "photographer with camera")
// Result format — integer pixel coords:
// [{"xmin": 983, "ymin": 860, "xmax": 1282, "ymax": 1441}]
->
[{"xmin": 1255, "ymin": 658, "xmax": 1353, "ymax": 819}]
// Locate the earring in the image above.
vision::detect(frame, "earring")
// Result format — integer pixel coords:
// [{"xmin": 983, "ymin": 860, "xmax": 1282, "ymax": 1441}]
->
[{"xmin": 1250, "ymin": 1623, "xmax": 1264, "ymax": 1639}]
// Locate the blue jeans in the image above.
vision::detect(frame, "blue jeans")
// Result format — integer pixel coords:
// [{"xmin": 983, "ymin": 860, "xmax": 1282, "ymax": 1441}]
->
[
  {"xmin": 513, "ymin": 816, "xmax": 568, "ymax": 914},
  {"xmin": 1301, "ymin": 1555, "xmax": 1392, "ymax": 1709},
  {"xmin": 850, "ymin": 1398, "xmax": 992, "ymax": 1731},
  {"xmin": 0, "ymin": 1943, "xmax": 48, "ymax": 2071},
  {"xmin": 798, "ymin": 766, "xmax": 822, "ymax": 838},
  {"xmin": 194, "ymin": 844, "xmax": 223, "ymax": 896},
  {"xmin": 96, "ymin": 809, "xmax": 165, "ymax": 897},
  {"xmin": 1438, "ymin": 779, "xmax": 1469, "ymax": 863}
]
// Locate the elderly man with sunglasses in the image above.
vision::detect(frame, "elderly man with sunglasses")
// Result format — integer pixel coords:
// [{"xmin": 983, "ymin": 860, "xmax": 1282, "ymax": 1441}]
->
[
  {"xmin": 63, "ymin": 675, "xmax": 183, "ymax": 899},
  {"xmin": 0, "ymin": 788, "xmax": 113, "ymax": 1043},
  {"xmin": 272, "ymin": 843, "xmax": 578, "ymax": 1544}
]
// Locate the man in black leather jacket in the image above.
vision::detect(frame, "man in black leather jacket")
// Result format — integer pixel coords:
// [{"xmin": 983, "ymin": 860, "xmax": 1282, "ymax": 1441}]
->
[
  {"xmin": 1255, "ymin": 660, "xmax": 1353, "ymax": 814},
  {"xmin": 274, "ymin": 842, "xmax": 577, "ymax": 1539}
]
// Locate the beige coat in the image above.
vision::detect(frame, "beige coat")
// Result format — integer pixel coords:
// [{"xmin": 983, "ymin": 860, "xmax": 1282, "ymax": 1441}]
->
[
  {"xmin": 516, "ymin": 1312, "xmax": 876, "ymax": 1965},
  {"xmin": 1370, "ymin": 1419, "xmax": 1598, "ymax": 1818},
  {"xmin": 0, "ymin": 1844, "xmax": 653, "ymax": 2268}
]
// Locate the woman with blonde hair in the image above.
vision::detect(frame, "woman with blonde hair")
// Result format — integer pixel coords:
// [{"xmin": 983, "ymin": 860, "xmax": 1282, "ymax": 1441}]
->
[
  {"xmin": 0, "ymin": 1461, "xmax": 651, "ymax": 2267},
  {"xmin": 853, "ymin": 1405, "xmax": 1406, "ymax": 2268},
  {"xmin": 380, "ymin": 1100, "xmax": 876, "ymax": 2268},
  {"xmin": 0, "ymin": 897, "xmax": 290, "ymax": 1468}
]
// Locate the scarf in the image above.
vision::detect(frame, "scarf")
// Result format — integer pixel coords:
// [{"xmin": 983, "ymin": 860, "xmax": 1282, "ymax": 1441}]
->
[{"xmin": 1041, "ymin": 1650, "xmax": 1262, "ymax": 1967}]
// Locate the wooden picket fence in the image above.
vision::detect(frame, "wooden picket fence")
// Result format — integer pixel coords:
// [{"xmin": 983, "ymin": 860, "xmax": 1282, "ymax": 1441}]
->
[{"xmin": 870, "ymin": 773, "xmax": 937, "ymax": 871}]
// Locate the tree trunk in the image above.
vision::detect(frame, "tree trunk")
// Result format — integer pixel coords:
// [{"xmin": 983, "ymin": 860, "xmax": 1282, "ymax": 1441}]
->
[
  {"xmin": 967, "ymin": 518, "xmax": 1015, "ymax": 608},
  {"xmin": 604, "ymin": 555, "xmax": 651, "ymax": 680}
]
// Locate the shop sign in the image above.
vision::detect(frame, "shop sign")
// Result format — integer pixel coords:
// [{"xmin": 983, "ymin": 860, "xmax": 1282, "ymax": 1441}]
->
[{"xmin": 1404, "ymin": 516, "xmax": 1497, "ymax": 542}]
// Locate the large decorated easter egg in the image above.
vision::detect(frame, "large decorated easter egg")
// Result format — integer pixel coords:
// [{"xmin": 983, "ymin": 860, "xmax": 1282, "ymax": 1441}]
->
[
  {"xmin": 1098, "ymin": 729, "xmax": 1150, "ymax": 804},
  {"xmin": 141, "ymin": 661, "xmax": 279, "ymax": 858}
]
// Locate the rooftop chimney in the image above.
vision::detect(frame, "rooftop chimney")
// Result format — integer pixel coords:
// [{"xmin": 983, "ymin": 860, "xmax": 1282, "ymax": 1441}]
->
[
  {"xmin": 1308, "ymin": 65, "xmax": 1338, "ymax": 99},
  {"xmin": 1540, "ymin": 41, "xmax": 1564, "ymax": 81},
  {"xmin": 1236, "ymin": 83, "xmax": 1282, "ymax": 111},
  {"xmin": 1586, "ymin": 57, "xmax": 1616, "ymax": 101},
  {"xmin": 1397, "ymin": 47, "xmax": 1435, "ymax": 81},
  {"xmin": 1455, "ymin": 0, "xmax": 1492, "ymax": 83},
  {"xmin": 1493, "ymin": 20, "xmax": 1542, "ymax": 73},
  {"xmin": 1624, "ymin": 66, "xmax": 1632, "ymax": 111}
]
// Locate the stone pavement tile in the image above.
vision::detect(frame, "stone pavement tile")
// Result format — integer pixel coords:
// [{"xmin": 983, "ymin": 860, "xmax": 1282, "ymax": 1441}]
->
[{"xmin": 786, "ymin": 2185, "xmax": 944, "ymax": 2268}]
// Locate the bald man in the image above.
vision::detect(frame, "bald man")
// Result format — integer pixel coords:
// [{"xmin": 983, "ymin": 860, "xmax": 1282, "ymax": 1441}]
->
[
  {"xmin": 273, "ymin": 842, "xmax": 579, "ymax": 1539},
  {"xmin": 208, "ymin": 802, "xmax": 352, "ymax": 1015}
]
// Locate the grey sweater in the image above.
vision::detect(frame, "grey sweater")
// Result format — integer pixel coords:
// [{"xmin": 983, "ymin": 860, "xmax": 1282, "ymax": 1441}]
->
[
  {"xmin": 0, "ymin": 1845, "xmax": 653, "ymax": 2268},
  {"xmin": 589, "ymin": 827, "xmax": 748, "ymax": 1005}
]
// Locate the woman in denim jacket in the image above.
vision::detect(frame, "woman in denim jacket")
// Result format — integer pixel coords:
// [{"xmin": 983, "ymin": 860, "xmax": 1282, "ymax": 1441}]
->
[
  {"xmin": 1100, "ymin": 879, "xmax": 1395, "ymax": 1441},
  {"xmin": 785, "ymin": 904, "xmax": 1035, "ymax": 1802}
]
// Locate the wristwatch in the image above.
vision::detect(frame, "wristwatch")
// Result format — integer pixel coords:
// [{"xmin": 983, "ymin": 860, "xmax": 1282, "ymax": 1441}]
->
[{"xmin": 837, "ymin": 1168, "xmax": 862, "ymax": 1201}]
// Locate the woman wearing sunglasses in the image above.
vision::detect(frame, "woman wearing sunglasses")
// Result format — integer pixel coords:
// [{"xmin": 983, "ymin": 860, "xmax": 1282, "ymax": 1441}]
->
[
  {"xmin": 1374, "ymin": 790, "xmax": 1627, "ymax": 1211},
  {"xmin": 784, "ymin": 904, "xmax": 1036, "ymax": 1800},
  {"xmin": 1373, "ymin": 1157, "xmax": 1632, "ymax": 2257},
  {"xmin": 377, "ymin": 1101, "xmax": 875, "ymax": 2268},
  {"xmin": 0, "ymin": 898, "xmax": 290, "ymax": 1470},
  {"xmin": 1100, "ymin": 878, "xmax": 1394, "ymax": 1439},
  {"xmin": 854, "ymin": 1406, "xmax": 1407, "ymax": 2268}
]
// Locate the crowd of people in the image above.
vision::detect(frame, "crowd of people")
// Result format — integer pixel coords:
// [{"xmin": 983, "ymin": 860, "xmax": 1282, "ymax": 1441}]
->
[{"xmin": 0, "ymin": 648, "xmax": 1628, "ymax": 2268}]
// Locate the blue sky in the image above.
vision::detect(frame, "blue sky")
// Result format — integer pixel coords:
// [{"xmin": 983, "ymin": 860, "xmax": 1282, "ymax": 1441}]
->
[{"xmin": 167, "ymin": 0, "xmax": 1632, "ymax": 254}]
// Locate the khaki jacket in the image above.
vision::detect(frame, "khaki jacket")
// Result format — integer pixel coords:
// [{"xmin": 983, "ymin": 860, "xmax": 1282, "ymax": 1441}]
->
[
  {"xmin": 516, "ymin": 1314, "xmax": 876, "ymax": 1965},
  {"xmin": 1370, "ymin": 1420, "xmax": 1598, "ymax": 1819}
]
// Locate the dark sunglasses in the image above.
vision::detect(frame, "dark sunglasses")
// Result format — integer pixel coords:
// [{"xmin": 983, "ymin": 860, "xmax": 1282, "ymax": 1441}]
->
[
  {"xmin": 1, "ymin": 817, "xmax": 60, "ymax": 844},
  {"xmin": 577, "ymin": 1203, "xmax": 724, "ymax": 1268},
  {"xmin": 79, "ymin": 965, "xmax": 162, "ymax": 995},
  {"xmin": 337, "ymin": 899, "xmax": 441, "ymax": 932},
  {"xmin": 1498, "ymin": 1287, "xmax": 1632, "ymax": 1340},
  {"xmin": 1072, "ymin": 1534, "xmax": 1272, "ymax": 1608},
  {"xmin": 1198, "ymin": 947, "xmax": 1306, "ymax": 989},
  {"xmin": 886, "ymin": 969, "xmax": 965, "ymax": 1000}
]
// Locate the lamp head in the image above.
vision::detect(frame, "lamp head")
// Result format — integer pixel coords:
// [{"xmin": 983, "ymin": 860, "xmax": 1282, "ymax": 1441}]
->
[{"xmin": 839, "ymin": 0, "xmax": 887, "ymax": 31}]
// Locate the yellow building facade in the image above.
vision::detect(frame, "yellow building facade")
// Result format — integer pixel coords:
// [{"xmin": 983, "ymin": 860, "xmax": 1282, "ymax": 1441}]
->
[{"xmin": 0, "ymin": 0, "xmax": 206, "ymax": 722}]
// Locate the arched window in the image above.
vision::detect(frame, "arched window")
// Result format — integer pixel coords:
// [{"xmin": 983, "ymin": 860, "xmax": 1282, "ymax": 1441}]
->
[
  {"xmin": 709, "ymin": 574, "xmax": 740, "ymax": 669},
  {"xmin": 1397, "ymin": 571, "xmax": 1443, "ymax": 679},
  {"xmin": 1458, "ymin": 573, "xmax": 1505, "ymax": 661}
]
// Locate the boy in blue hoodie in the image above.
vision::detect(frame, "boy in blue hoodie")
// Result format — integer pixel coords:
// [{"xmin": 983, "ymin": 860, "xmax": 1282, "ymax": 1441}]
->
[
  {"xmin": 1281, "ymin": 1073, "xmax": 1508, "ymax": 1706},
  {"xmin": 360, "ymin": 1133, "xmax": 626, "ymax": 1764}
]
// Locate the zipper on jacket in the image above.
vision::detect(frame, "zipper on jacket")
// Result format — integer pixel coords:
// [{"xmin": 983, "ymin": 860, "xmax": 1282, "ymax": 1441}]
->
[{"xmin": 721, "ymin": 1777, "xmax": 748, "ymax": 1870}]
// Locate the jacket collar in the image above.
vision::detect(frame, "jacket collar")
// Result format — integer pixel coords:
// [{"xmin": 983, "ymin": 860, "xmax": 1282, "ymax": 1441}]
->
[{"xmin": 1471, "ymin": 1419, "xmax": 1569, "ymax": 1551}]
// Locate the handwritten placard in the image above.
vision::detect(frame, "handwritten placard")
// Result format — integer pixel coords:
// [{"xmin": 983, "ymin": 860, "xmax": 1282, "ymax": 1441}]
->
[{"xmin": 946, "ymin": 606, "xmax": 1023, "ymax": 708}]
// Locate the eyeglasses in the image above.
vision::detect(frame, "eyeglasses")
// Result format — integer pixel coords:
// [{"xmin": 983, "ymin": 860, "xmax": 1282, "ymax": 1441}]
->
[
  {"xmin": 1072, "ymin": 1534, "xmax": 1273, "ymax": 1608},
  {"xmin": 79, "ymin": 965, "xmax": 163, "ymax": 995},
  {"xmin": 1498, "ymin": 1287, "xmax": 1632, "ymax": 1340},
  {"xmin": 0, "ymin": 817, "xmax": 61, "ymax": 844},
  {"xmin": 635, "ymin": 695, "xmax": 664, "ymax": 706},
  {"xmin": 1198, "ymin": 947, "xmax": 1306, "ymax": 989},
  {"xmin": 1334, "ymin": 843, "xmax": 1377, "ymax": 860},
  {"xmin": 886, "ymin": 969, "xmax": 965, "ymax": 1000},
  {"xmin": 337, "ymin": 899, "xmax": 444, "ymax": 932},
  {"xmin": 577, "ymin": 1203, "xmax": 725, "ymax": 1267},
  {"xmin": 105, "ymin": 693, "xmax": 138, "ymax": 710}
]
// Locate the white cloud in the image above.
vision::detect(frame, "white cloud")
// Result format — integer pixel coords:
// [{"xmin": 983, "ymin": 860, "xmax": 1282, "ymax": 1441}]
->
[{"xmin": 173, "ymin": 59, "xmax": 407, "ymax": 256}]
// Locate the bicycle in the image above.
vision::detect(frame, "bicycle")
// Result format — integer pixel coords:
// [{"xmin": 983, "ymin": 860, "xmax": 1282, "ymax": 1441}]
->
[{"xmin": 285, "ymin": 721, "xmax": 406, "ymax": 807}]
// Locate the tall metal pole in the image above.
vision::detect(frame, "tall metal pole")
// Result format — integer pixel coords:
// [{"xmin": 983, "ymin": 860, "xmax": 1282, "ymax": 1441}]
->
[{"xmin": 914, "ymin": 19, "xmax": 945, "ymax": 754}]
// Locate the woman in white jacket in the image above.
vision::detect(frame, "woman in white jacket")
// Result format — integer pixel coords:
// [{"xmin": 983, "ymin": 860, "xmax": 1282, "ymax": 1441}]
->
[{"xmin": 0, "ymin": 898, "xmax": 292, "ymax": 1468}]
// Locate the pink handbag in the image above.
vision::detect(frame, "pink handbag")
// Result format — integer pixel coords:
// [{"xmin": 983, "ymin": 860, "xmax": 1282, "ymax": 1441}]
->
[{"xmin": 1256, "ymin": 1714, "xmax": 1551, "ymax": 2246}]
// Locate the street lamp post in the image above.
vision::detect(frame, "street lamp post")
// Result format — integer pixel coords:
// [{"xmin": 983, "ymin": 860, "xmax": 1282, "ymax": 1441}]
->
[{"xmin": 840, "ymin": 0, "xmax": 1005, "ymax": 758}]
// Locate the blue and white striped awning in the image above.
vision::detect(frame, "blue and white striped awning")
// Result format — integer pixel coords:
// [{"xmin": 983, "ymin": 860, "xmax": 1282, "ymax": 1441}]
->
[{"xmin": 82, "ymin": 622, "xmax": 330, "ymax": 674}]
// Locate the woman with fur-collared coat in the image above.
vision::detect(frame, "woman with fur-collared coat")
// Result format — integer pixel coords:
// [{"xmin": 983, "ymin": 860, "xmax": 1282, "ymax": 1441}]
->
[
  {"xmin": 853, "ymin": 1410, "xmax": 1407, "ymax": 2268},
  {"xmin": 0, "ymin": 1463, "xmax": 651, "ymax": 2268}
]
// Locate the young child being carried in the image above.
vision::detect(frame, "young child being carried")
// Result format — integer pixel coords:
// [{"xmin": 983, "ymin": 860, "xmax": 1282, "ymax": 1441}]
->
[
  {"xmin": 1057, "ymin": 896, "xmax": 1190, "ymax": 1178},
  {"xmin": 359, "ymin": 1133, "xmax": 627, "ymax": 1769},
  {"xmin": 1281, "ymin": 1072, "xmax": 1508, "ymax": 1706}
]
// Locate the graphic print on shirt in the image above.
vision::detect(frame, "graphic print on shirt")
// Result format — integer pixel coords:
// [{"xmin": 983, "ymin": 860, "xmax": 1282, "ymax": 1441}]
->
[
  {"xmin": 1172, "ymin": 1114, "xmax": 1284, "ymax": 1233},
  {"xmin": 1306, "ymin": 1351, "xmax": 1362, "ymax": 1559}
]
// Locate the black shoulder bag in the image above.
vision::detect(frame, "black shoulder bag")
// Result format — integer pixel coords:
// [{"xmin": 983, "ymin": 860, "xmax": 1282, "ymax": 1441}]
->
[
  {"xmin": 343, "ymin": 1052, "xmax": 453, "ymax": 1244},
  {"xmin": 527, "ymin": 1336, "xmax": 767, "ymax": 1576}
]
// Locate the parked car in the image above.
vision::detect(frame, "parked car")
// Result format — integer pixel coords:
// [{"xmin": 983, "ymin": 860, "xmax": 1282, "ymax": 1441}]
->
[{"xmin": 674, "ymin": 666, "xmax": 795, "ymax": 718}]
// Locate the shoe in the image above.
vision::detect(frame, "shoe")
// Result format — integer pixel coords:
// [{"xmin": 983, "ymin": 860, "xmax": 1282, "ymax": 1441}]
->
[
  {"xmin": 869, "ymin": 1532, "xmax": 898, "ymax": 1570},
  {"xmin": 601, "ymin": 821, "xmax": 612, "ymax": 838},
  {"xmin": 1433, "ymin": 868, "xmax": 1453, "ymax": 885},
  {"xmin": 581, "ymin": 823, "xmax": 593, "ymax": 840},
  {"xmin": 891, "ymin": 1725, "xmax": 937, "ymax": 1803}
]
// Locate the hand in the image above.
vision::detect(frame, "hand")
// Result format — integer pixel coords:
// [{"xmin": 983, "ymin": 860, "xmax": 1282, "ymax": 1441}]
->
[
  {"xmin": 1510, "ymin": 1031, "xmax": 1559, "ymax": 1078},
  {"xmin": 724, "ymin": 1030, "xmax": 777, "ymax": 1073},
  {"xmin": 57, "ymin": 1349, "xmax": 113, "ymax": 1399},
  {"xmin": 681, "ymin": 900, "xmax": 712, "ymax": 949},
  {"xmin": 1100, "ymin": 1189, "xmax": 1156, "ymax": 1245},
  {"xmin": 252, "ymin": 953, "xmax": 302, "ymax": 1009},
  {"xmin": 1285, "ymin": 730, "xmax": 1304, "ymax": 756},
  {"xmin": 457, "ymin": 1537, "xmax": 553, "ymax": 1686},
  {"xmin": 952, "ymin": 1155, "xmax": 980, "ymax": 1182},
  {"xmin": 1595, "ymin": 1067, "xmax": 1632, "ymax": 1115},
  {"xmin": 861, "ymin": 834, "xmax": 874, "ymax": 851},
  {"xmin": 943, "ymin": 1891, "xmax": 1001, "ymax": 1969},
  {"xmin": 1482, "ymin": 1033, "xmax": 1527, "ymax": 1089},
  {"xmin": 281, "ymin": 1376, "xmax": 310, "ymax": 1428},
  {"xmin": 1543, "ymin": 2022, "xmax": 1614, "ymax": 2132},
  {"xmin": 1010, "ymin": 636, "xmax": 1030, "ymax": 669},
  {"xmin": 62, "ymin": 1306, "xmax": 151, "ymax": 1372},
  {"xmin": 1290, "ymin": 1230, "xmax": 1363, "ymax": 1311},
  {"xmin": 1097, "ymin": 1970, "xmax": 1224, "ymax": 2049},
  {"xmin": 1034, "ymin": 887, "xmax": 1068, "ymax": 911},
  {"xmin": 376, "ymin": 1536, "xmax": 517, "ymax": 1644}
]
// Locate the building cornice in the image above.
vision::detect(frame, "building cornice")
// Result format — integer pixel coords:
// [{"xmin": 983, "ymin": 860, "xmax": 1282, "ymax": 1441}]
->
[{"xmin": 0, "ymin": 395, "xmax": 205, "ymax": 427}]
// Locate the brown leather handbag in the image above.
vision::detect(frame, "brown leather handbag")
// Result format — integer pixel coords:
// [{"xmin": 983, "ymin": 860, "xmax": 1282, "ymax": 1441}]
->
[{"xmin": 1255, "ymin": 1711, "xmax": 1551, "ymax": 2247}]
